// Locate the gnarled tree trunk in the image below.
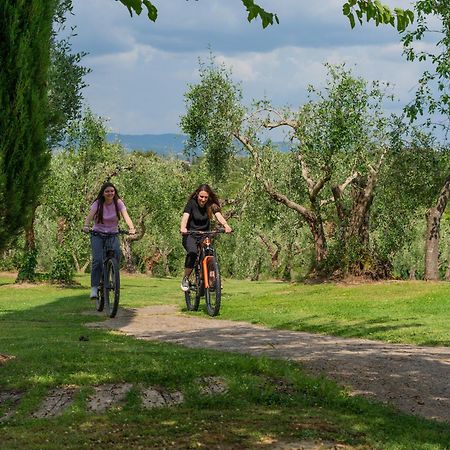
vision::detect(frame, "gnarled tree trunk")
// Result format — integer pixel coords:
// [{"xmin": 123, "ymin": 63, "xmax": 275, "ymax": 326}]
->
[
  {"xmin": 424, "ymin": 174, "xmax": 450, "ymax": 281},
  {"xmin": 237, "ymin": 134, "xmax": 328, "ymax": 269},
  {"xmin": 120, "ymin": 213, "xmax": 148, "ymax": 274},
  {"xmin": 144, "ymin": 248, "xmax": 162, "ymax": 274},
  {"xmin": 257, "ymin": 232, "xmax": 281, "ymax": 270}
]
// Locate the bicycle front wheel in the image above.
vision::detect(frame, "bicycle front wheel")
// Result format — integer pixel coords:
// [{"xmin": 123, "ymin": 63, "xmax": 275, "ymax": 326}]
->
[
  {"xmin": 96, "ymin": 280, "xmax": 105, "ymax": 312},
  {"xmin": 185, "ymin": 267, "xmax": 201, "ymax": 311},
  {"xmin": 205, "ymin": 257, "xmax": 221, "ymax": 317},
  {"xmin": 103, "ymin": 258, "xmax": 120, "ymax": 318}
]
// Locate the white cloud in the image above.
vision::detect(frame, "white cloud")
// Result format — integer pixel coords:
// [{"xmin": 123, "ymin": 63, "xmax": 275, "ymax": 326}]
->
[{"xmin": 67, "ymin": 0, "xmax": 432, "ymax": 135}]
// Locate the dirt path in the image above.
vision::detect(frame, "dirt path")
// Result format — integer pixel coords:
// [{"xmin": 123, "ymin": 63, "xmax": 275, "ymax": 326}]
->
[{"xmin": 89, "ymin": 304, "xmax": 450, "ymax": 423}]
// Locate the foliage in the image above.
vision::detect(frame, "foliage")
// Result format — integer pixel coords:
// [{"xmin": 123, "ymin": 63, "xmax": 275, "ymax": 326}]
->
[
  {"xmin": 343, "ymin": 0, "xmax": 414, "ymax": 31},
  {"xmin": 0, "ymin": 0, "xmax": 55, "ymax": 251},
  {"xmin": 47, "ymin": 0, "xmax": 90, "ymax": 148},
  {"xmin": 118, "ymin": 0, "xmax": 279, "ymax": 28},
  {"xmin": 390, "ymin": 214, "xmax": 426, "ymax": 279},
  {"xmin": 402, "ymin": 1, "xmax": 450, "ymax": 134},
  {"xmin": 0, "ymin": 0, "xmax": 88, "ymax": 273},
  {"xmin": 30, "ymin": 110, "xmax": 191, "ymax": 279},
  {"xmin": 48, "ymin": 246, "xmax": 75, "ymax": 283},
  {"xmin": 115, "ymin": 151, "xmax": 189, "ymax": 275},
  {"xmin": 372, "ymin": 130, "xmax": 449, "ymax": 267},
  {"xmin": 41, "ymin": 111, "xmax": 125, "ymax": 280},
  {"xmin": 181, "ymin": 57, "xmax": 245, "ymax": 182},
  {"xmin": 182, "ymin": 59, "xmax": 411, "ymax": 277},
  {"xmin": 118, "ymin": 0, "xmax": 413, "ymax": 31},
  {"xmin": 16, "ymin": 248, "xmax": 39, "ymax": 283}
]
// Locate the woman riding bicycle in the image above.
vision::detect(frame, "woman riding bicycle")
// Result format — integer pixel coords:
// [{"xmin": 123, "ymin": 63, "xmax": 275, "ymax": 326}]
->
[
  {"xmin": 180, "ymin": 184, "xmax": 232, "ymax": 291},
  {"xmin": 83, "ymin": 182, "xmax": 136, "ymax": 299}
]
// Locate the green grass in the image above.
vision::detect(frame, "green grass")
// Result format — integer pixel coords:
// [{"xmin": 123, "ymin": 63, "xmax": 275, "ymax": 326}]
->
[
  {"xmin": 1, "ymin": 273, "xmax": 450, "ymax": 449},
  {"xmin": 216, "ymin": 279, "xmax": 450, "ymax": 346}
]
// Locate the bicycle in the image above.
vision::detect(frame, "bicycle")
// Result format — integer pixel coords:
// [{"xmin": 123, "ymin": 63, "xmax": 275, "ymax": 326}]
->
[
  {"xmin": 183, "ymin": 228, "xmax": 226, "ymax": 317},
  {"xmin": 87, "ymin": 229, "xmax": 128, "ymax": 318}
]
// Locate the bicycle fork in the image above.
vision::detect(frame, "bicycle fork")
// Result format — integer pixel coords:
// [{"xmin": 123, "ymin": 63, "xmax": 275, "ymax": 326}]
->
[{"xmin": 201, "ymin": 255, "xmax": 215, "ymax": 288}]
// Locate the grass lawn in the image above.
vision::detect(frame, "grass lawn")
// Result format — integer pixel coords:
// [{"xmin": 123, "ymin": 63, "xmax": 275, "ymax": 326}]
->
[
  {"xmin": 1, "ymin": 273, "xmax": 450, "ymax": 449},
  {"xmin": 217, "ymin": 279, "xmax": 450, "ymax": 346}
]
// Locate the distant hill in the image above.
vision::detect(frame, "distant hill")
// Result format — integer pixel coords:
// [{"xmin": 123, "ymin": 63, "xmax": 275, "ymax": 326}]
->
[
  {"xmin": 106, "ymin": 132, "xmax": 291, "ymax": 155},
  {"xmin": 106, "ymin": 133, "xmax": 187, "ymax": 155}
]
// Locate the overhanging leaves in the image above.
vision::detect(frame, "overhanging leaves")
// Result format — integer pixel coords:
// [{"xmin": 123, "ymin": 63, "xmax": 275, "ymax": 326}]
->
[
  {"xmin": 342, "ymin": 0, "xmax": 414, "ymax": 32},
  {"xmin": 117, "ymin": 0, "xmax": 277, "ymax": 27}
]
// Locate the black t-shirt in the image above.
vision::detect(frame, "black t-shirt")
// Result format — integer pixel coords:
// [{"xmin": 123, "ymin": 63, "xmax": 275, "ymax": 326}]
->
[{"xmin": 183, "ymin": 198, "xmax": 220, "ymax": 231}]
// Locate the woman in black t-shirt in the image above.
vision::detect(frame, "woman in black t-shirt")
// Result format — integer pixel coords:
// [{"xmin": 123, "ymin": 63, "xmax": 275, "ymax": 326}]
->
[{"xmin": 180, "ymin": 184, "xmax": 232, "ymax": 291}]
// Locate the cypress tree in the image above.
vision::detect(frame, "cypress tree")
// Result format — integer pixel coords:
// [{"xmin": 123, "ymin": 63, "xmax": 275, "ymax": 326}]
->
[{"xmin": 0, "ymin": 0, "xmax": 56, "ymax": 250}]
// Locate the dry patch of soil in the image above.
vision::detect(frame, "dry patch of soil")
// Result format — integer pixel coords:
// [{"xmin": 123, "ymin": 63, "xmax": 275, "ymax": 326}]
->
[
  {"xmin": 0, "ymin": 391, "xmax": 22, "ymax": 422},
  {"xmin": 141, "ymin": 386, "xmax": 184, "ymax": 408},
  {"xmin": 33, "ymin": 387, "xmax": 77, "ymax": 419}
]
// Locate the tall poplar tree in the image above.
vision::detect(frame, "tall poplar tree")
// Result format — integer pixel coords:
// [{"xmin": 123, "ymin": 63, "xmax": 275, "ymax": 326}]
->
[{"xmin": 0, "ymin": 1, "xmax": 56, "ymax": 250}]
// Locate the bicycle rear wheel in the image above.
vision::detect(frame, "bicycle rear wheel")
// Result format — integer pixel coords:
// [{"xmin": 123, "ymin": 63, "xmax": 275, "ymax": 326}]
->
[
  {"xmin": 185, "ymin": 266, "xmax": 201, "ymax": 311},
  {"xmin": 205, "ymin": 257, "xmax": 221, "ymax": 316},
  {"xmin": 96, "ymin": 280, "xmax": 105, "ymax": 312},
  {"xmin": 103, "ymin": 258, "xmax": 120, "ymax": 318}
]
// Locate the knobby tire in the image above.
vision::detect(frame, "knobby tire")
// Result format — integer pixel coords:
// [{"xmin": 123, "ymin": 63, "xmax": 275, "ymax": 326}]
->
[
  {"xmin": 104, "ymin": 258, "xmax": 120, "ymax": 318},
  {"xmin": 96, "ymin": 280, "xmax": 105, "ymax": 312},
  {"xmin": 185, "ymin": 266, "xmax": 201, "ymax": 311},
  {"xmin": 205, "ymin": 257, "xmax": 221, "ymax": 316}
]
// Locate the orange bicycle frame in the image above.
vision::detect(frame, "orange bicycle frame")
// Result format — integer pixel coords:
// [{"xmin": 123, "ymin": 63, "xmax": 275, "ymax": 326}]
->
[{"xmin": 202, "ymin": 255, "xmax": 214, "ymax": 288}]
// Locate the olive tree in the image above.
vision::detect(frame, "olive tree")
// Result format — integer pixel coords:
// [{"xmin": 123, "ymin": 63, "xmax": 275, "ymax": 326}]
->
[
  {"xmin": 37, "ymin": 112, "xmax": 127, "ymax": 282},
  {"xmin": 181, "ymin": 60, "xmax": 404, "ymax": 277},
  {"xmin": 115, "ymin": 152, "xmax": 188, "ymax": 275}
]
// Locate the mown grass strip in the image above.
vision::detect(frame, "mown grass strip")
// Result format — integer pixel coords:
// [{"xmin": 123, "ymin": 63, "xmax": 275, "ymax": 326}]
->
[{"xmin": 217, "ymin": 279, "xmax": 450, "ymax": 346}]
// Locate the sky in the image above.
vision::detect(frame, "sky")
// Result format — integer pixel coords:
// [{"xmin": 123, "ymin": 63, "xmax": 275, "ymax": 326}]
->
[{"xmin": 65, "ymin": 0, "xmax": 422, "ymax": 136}]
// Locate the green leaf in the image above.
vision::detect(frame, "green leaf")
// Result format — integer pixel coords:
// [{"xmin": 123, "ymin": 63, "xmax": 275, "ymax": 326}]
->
[
  {"xmin": 118, "ymin": 0, "xmax": 143, "ymax": 16},
  {"xmin": 348, "ymin": 12, "xmax": 356, "ymax": 29},
  {"xmin": 382, "ymin": 7, "xmax": 392, "ymax": 25},
  {"xmin": 396, "ymin": 15, "xmax": 404, "ymax": 32},
  {"xmin": 405, "ymin": 10, "xmax": 414, "ymax": 23},
  {"xmin": 241, "ymin": 0, "xmax": 277, "ymax": 28},
  {"xmin": 356, "ymin": 9, "xmax": 363, "ymax": 25},
  {"xmin": 143, "ymin": 0, "xmax": 157, "ymax": 22}
]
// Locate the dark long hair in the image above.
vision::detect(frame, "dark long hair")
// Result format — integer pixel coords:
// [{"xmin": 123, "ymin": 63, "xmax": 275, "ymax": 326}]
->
[
  {"xmin": 94, "ymin": 182, "xmax": 121, "ymax": 224},
  {"xmin": 188, "ymin": 184, "xmax": 221, "ymax": 219}
]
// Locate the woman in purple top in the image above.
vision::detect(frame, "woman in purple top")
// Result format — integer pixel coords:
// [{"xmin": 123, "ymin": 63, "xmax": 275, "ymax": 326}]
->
[{"xmin": 83, "ymin": 182, "xmax": 135, "ymax": 298}]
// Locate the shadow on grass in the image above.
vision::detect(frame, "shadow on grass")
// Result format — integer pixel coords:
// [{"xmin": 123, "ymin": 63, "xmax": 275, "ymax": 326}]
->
[{"xmin": 275, "ymin": 316, "xmax": 423, "ymax": 339}]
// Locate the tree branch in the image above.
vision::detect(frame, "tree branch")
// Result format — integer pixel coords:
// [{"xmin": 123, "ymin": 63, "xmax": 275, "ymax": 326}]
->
[
  {"xmin": 297, "ymin": 153, "xmax": 330, "ymax": 199},
  {"xmin": 235, "ymin": 132, "xmax": 316, "ymax": 222}
]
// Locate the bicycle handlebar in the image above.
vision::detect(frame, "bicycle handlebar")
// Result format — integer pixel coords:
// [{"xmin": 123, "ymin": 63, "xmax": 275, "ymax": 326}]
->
[
  {"xmin": 181, "ymin": 228, "xmax": 228, "ymax": 236},
  {"xmin": 83, "ymin": 229, "xmax": 130, "ymax": 237}
]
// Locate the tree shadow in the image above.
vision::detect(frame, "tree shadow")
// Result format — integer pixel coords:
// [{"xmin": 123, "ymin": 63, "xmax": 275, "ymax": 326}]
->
[{"xmin": 274, "ymin": 316, "xmax": 424, "ymax": 339}]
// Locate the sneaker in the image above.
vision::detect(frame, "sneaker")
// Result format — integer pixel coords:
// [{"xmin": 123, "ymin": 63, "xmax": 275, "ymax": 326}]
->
[
  {"xmin": 181, "ymin": 277, "xmax": 190, "ymax": 292},
  {"xmin": 90, "ymin": 287, "xmax": 98, "ymax": 298}
]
